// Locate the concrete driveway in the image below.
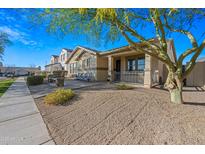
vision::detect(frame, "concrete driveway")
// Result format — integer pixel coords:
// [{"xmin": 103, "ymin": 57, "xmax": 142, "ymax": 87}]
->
[{"xmin": 29, "ymin": 79, "xmax": 106, "ymax": 99}]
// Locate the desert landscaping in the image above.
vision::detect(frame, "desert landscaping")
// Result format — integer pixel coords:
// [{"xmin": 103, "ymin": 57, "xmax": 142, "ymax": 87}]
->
[
  {"xmin": 32, "ymin": 83, "xmax": 205, "ymax": 144},
  {"xmin": 1, "ymin": 8, "xmax": 205, "ymax": 146}
]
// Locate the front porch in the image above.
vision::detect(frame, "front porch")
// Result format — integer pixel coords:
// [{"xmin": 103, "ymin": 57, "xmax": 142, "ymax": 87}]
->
[
  {"xmin": 114, "ymin": 71, "xmax": 144, "ymax": 84},
  {"xmin": 103, "ymin": 49, "xmax": 162, "ymax": 88}
]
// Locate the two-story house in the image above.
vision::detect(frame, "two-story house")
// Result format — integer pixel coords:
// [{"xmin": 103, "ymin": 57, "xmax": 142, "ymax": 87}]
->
[{"xmin": 45, "ymin": 48, "xmax": 72, "ymax": 74}]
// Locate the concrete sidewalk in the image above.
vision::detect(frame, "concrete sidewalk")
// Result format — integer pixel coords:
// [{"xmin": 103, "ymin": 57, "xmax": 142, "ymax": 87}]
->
[{"xmin": 0, "ymin": 77, "xmax": 54, "ymax": 145}]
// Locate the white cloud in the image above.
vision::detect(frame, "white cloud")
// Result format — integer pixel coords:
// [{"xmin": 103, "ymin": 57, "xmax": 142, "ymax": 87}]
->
[{"xmin": 0, "ymin": 26, "xmax": 38, "ymax": 46}]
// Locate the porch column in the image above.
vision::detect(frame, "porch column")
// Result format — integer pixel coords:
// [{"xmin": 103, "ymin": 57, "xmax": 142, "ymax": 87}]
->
[
  {"xmin": 121, "ymin": 56, "xmax": 126, "ymax": 71},
  {"xmin": 121, "ymin": 56, "xmax": 126, "ymax": 81},
  {"xmin": 144, "ymin": 54, "xmax": 152, "ymax": 88},
  {"xmin": 108, "ymin": 56, "xmax": 114, "ymax": 81}
]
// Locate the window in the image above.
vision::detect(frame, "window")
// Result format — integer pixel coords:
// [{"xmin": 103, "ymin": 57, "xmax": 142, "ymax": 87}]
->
[
  {"xmin": 63, "ymin": 54, "xmax": 65, "ymax": 61},
  {"xmin": 70, "ymin": 63, "xmax": 73, "ymax": 73},
  {"xmin": 127, "ymin": 59, "xmax": 136, "ymax": 71},
  {"xmin": 61, "ymin": 54, "xmax": 65, "ymax": 62},
  {"xmin": 127, "ymin": 57, "xmax": 145, "ymax": 71},
  {"xmin": 73, "ymin": 63, "xmax": 77, "ymax": 73},
  {"xmin": 82, "ymin": 58, "xmax": 91, "ymax": 69},
  {"xmin": 70, "ymin": 63, "xmax": 77, "ymax": 74},
  {"xmin": 87, "ymin": 58, "xmax": 91, "ymax": 68},
  {"xmin": 137, "ymin": 58, "xmax": 145, "ymax": 71},
  {"xmin": 82, "ymin": 60, "xmax": 86, "ymax": 69}
]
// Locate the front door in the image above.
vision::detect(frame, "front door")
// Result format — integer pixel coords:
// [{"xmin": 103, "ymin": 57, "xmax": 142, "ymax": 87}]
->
[{"xmin": 115, "ymin": 59, "xmax": 121, "ymax": 81}]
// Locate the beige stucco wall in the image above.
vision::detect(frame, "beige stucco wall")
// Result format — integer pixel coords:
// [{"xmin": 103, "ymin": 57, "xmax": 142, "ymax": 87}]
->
[
  {"xmin": 149, "ymin": 57, "xmax": 169, "ymax": 85},
  {"xmin": 96, "ymin": 57, "xmax": 108, "ymax": 81},
  {"xmin": 186, "ymin": 62, "xmax": 205, "ymax": 87},
  {"xmin": 144, "ymin": 54, "xmax": 152, "ymax": 88},
  {"xmin": 59, "ymin": 49, "xmax": 71, "ymax": 69},
  {"xmin": 45, "ymin": 63, "xmax": 63, "ymax": 73},
  {"xmin": 59, "ymin": 49, "xmax": 69, "ymax": 63},
  {"xmin": 50, "ymin": 56, "xmax": 59, "ymax": 64},
  {"xmin": 144, "ymin": 55, "xmax": 168, "ymax": 87},
  {"xmin": 159, "ymin": 62, "xmax": 168, "ymax": 83},
  {"xmin": 150, "ymin": 56, "xmax": 160, "ymax": 84}
]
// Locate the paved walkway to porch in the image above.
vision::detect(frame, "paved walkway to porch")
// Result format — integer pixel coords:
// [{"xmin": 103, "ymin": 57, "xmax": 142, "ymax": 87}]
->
[{"xmin": 0, "ymin": 77, "xmax": 54, "ymax": 145}]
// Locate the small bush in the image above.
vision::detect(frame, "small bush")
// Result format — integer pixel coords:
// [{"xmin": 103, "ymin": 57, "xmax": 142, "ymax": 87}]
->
[
  {"xmin": 27, "ymin": 75, "xmax": 44, "ymax": 86},
  {"xmin": 40, "ymin": 72, "xmax": 47, "ymax": 79},
  {"xmin": 116, "ymin": 84, "xmax": 134, "ymax": 90},
  {"xmin": 44, "ymin": 89, "xmax": 75, "ymax": 105}
]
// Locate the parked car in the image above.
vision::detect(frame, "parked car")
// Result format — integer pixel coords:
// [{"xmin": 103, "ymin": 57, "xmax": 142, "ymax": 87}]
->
[{"xmin": 6, "ymin": 73, "xmax": 14, "ymax": 77}]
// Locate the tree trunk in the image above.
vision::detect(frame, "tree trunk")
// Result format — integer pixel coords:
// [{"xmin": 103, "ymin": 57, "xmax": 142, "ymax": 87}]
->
[
  {"xmin": 169, "ymin": 87, "xmax": 183, "ymax": 104},
  {"xmin": 165, "ymin": 71, "xmax": 183, "ymax": 104}
]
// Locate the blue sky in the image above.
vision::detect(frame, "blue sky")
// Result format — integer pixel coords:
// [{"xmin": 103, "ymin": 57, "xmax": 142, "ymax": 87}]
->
[{"xmin": 0, "ymin": 9, "xmax": 205, "ymax": 69}]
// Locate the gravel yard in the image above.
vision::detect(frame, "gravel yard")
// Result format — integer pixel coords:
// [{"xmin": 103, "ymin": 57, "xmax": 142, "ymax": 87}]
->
[{"xmin": 34, "ymin": 85, "xmax": 205, "ymax": 145}]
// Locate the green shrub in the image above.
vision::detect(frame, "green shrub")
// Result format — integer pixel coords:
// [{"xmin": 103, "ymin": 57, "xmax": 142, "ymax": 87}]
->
[
  {"xmin": 116, "ymin": 84, "xmax": 134, "ymax": 90},
  {"xmin": 40, "ymin": 73, "xmax": 47, "ymax": 79},
  {"xmin": 27, "ymin": 75, "xmax": 44, "ymax": 86},
  {"xmin": 44, "ymin": 89, "xmax": 75, "ymax": 105}
]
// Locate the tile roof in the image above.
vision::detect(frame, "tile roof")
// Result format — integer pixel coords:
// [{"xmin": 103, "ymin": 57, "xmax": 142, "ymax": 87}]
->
[{"xmin": 62, "ymin": 48, "xmax": 73, "ymax": 52}]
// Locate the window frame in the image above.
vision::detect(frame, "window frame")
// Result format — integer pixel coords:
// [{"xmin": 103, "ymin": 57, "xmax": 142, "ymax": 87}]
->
[{"xmin": 127, "ymin": 57, "xmax": 145, "ymax": 72}]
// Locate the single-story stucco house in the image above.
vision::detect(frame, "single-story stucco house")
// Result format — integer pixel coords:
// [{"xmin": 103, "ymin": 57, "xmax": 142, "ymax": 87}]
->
[{"xmin": 65, "ymin": 39, "xmax": 176, "ymax": 88}]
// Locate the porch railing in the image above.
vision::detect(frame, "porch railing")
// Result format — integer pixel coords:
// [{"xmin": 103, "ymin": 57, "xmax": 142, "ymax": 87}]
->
[{"xmin": 114, "ymin": 71, "xmax": 144, "ymax": 84}]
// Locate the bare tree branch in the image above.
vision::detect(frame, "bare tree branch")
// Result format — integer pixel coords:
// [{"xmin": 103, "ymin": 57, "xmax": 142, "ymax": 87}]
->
[
  {"xmin": 163, "ymin": 13, "xmax": 198, "ymax": 48},
  {"xmin": 115, "ymin": 18, "xmax": 161, "ymax": 51},
  {"xmin": 119, "ymin": 28, "xmax": 171, "ymax": 65},
  {"xmin": 184, "ymin": 39, "xmax": 205, "ymax": 78},
  {"xmin": 149, "ymin": 9, "xmax": 175, "ymax": 69}
]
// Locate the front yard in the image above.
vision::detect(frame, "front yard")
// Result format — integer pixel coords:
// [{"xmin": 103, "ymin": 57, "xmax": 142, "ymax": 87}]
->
[
  {"xmin": 34, "ymin": 84, "xmax": 205, "ymax": 145},
  {"xmin": 0, "ymin": 78, "xmax": 15, "ymax": 97}
]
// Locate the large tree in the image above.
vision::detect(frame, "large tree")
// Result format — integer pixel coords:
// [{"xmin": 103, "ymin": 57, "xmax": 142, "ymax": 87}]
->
[
  {"xmin": 0, "ymin": 32, "xmax": 11, "ymax": 61},
  {"xmin": 34, "ymin": 8, "xmax": 205, "ymax": 104}
]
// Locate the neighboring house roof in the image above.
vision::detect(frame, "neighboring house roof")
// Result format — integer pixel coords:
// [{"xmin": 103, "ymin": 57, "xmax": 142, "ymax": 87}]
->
[
  {"xmin": 51, "ymin": 55, "xmax": 59, "ymax": 58},
  {"xmin": 45, "ymin": 63, "xmax": 62, "ymax": 67},
  {"xmin": 62, "ymin": 48, "xmax": 73, "ymax": 52},
  {"xmin": 197, "ymin": 57, "xmax": 205, "ymax": 62},
  {"xmin": 78, "ymin": 46, "xmax": 100, "ymax": 53},
  {"xmin": 100, "ymin": 45, "xmax": 132, "ymax": 56},
  {"xmin": 65, "ymin": 46, "xmax": 100, "ymax": 64}
]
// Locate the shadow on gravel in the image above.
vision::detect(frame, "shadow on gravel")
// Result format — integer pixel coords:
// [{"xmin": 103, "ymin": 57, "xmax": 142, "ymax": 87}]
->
[{"xmin": 183, "ymin": 102, "xmax": 205, "ymax": 106}]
